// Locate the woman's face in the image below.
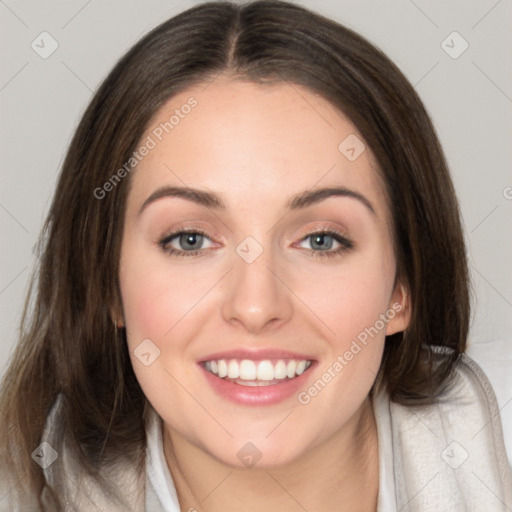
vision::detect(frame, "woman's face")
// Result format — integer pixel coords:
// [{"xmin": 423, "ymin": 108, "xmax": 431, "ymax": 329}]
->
[{"xmin": 119, "ymin": 77, "xmax": 408, "ymax": 468}]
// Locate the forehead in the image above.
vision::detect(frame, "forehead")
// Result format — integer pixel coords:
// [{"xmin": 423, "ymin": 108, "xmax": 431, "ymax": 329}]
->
[{"xmin": 126, "ymin": 77, "xmax": 386, "ymax": 217}]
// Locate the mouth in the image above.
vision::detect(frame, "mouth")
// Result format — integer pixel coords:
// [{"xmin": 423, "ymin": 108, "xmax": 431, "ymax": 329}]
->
[
  {"xmin": 202, "ymin": 358, "xmax": 313, "ymax": 386},
  {"xmin": 198, "ymin": 357, "xmax": 316, "ymax": 405}
]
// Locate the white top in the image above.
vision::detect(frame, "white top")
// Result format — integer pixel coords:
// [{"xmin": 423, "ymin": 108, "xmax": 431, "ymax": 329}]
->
[
  {"xmin": 466, "ymin": 339, "xmax": 512, "ymax": 467},
  {"xmin": 145, "ymin": 409, "xmax": 181, "ymax": 511}
]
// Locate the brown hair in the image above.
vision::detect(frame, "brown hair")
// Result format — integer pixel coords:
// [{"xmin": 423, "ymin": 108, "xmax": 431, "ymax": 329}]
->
[{"xmin": 0, "ymin": 0, "xmax": 469, "ymax": 508}]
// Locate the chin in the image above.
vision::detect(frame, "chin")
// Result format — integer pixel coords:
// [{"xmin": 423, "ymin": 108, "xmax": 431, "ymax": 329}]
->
[{"xmin": 203, "ymin": 435, "xmax": 308, "ymax": 471}]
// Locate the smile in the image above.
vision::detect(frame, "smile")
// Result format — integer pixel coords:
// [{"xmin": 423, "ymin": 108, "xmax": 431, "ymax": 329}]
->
[
  {"xmin": 204, "ymin": 358, "xmax": 312, "ymax": 386},
  {"xmin": 199, "ymin": 358, "xmax": 315, "ymax": 405}
]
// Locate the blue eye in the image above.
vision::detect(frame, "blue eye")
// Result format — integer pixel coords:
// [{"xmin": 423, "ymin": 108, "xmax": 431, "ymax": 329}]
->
[
  {"xmin": 299, "ymin": 230, "xmax": 354, "ymax": 259},
  {"xmin": 159, "ymin": 229, "xmax": 212, "ymax": 257},
  {"xmin": 158, "ymin": 229, "xmax": 353, "ymax": 259}
]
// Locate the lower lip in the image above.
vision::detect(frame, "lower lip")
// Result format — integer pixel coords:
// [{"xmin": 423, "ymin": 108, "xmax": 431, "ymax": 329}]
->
[{"xmin": 198, "ymin": 362, "xmax": 316, "ymax": 406}]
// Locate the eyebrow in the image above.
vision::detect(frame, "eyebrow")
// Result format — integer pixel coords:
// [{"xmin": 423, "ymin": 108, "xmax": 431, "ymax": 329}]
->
[{"xmin": 138, "ymin": 185, "xmax": 376, "ymax": 216}]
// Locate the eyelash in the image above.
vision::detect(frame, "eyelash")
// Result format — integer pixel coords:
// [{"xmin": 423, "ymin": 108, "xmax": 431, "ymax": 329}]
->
[{"xmin": 158, "ymin": 228, "xmax": 354, "ymax": 260}]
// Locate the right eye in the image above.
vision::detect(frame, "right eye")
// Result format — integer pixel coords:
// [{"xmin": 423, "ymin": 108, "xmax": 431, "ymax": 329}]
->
[{"xmin": 159, "ymin": 229, "xmax": 214, "ymax": 257}]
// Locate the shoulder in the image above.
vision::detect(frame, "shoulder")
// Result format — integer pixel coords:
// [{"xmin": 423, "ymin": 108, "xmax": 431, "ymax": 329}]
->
[
  {"xmin": 375, "ymin": 348, "xmax": 512, "ymax": 511},
  {"xmin": 378, "ymin": 348, "xmax": 511, "ymax": 462},
  {"xmin": 465, "ymin": 339, "xmax": 512, "ymax": 465},
  {"xmin": 39, "ymin": 393, "xmax": 146, "ymax": 511},
  {"xmin": 0, "ymin": 464, "xmax": 41, "ymax": 511},
  {"xmin": 396, "ymin": 349, "xmax": 509, "ymax": 465}
]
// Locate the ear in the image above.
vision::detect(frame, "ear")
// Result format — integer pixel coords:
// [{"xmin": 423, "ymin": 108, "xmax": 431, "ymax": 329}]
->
[{"xmin": 385, "ymin": 281, "xmax": 411, "ymax": 336}]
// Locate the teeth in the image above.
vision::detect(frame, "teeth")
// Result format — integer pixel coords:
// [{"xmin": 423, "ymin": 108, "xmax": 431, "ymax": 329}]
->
[
  {"xmin": 227, "ymin": 360, "xmax": 239, "ymax": 379},
  {"xmin": 239, "ymin": 360, "xmax": 257, "ymax": 380},
  {"xmin": 257, "ymin": 360, "xmax": 275, "ymax": 381},
  {"xmin": 231, "ymin": 378, "xmax": 280, "ymax": 387},
  {"xmin": 274, "ymin": 360, "xmax": 287, "ymax": 379},
  {"xmin": 218, "ymin": 360, "xmax": 227, "ymax": 378},
  {"xmin": 286, "ymin": 360, "xmax": 297, "ymax": 378},
  {"xmin": 204, "ymin": 358, "xmax": 312, "ymax": 381}
]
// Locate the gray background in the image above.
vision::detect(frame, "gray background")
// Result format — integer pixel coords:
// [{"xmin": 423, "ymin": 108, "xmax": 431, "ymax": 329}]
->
[{"xmin": 1, "ymin": 0, "xmax": 511, "ymax": 422}]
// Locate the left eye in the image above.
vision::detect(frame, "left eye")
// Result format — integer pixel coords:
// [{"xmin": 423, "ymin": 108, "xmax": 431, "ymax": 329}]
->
[
  {"xmin": 299, "ymin": 232, "xmax": 340, "ymax": 251},
  {"xmin": 297, "ymin": 230, "xmax": 353, "ymax": 259}
]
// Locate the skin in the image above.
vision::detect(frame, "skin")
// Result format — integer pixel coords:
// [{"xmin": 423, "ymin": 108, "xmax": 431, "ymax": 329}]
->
[{"xmin": 118, "ymin": 75, "xmax": 410, "ymax": 511}]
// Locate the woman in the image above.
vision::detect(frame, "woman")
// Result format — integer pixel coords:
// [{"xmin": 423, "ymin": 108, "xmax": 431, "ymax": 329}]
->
[{"xmin": 0, "ymin": 1, "xmax": 510, "ymax": 510}]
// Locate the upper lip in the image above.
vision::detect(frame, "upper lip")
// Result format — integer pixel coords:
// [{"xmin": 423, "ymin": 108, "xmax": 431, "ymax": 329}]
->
[{"xmin": 198, "ymin": 348, "xmax": 316, "ymax": 363}]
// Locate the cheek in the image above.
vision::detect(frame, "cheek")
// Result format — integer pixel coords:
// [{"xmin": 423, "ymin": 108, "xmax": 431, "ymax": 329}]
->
[
  {"xmin": 291, "ymin": 262, "xmax": 392, "ymax": 437},
  {"xmin": 119, "ymin": 249, "xmax": 202, "ymax": 413},
  {"xmin": 119, "ymin": 248, "xmax": 209, "ymax": 348},
  {"xmin": 297, "ymin": 242, "xmax": 394, "ymax": 409},
  {"xmin": 294, "ymin": 248, "xmax": 396, "ymax": 346},
  {"xmin": 122, "ymin": 280, "xmax": 169, "ymax": 341}
]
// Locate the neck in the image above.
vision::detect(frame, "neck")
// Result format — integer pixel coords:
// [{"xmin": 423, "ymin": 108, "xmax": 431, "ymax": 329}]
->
[{"xmin": 163, "ymin": 396, "xmax": 379, "ymax": 512}]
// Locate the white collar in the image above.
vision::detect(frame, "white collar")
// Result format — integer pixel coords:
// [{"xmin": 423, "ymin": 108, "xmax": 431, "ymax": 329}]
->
[{"xmin": 145, "ymin": 406, "xmax": 181, "ymax": 511}]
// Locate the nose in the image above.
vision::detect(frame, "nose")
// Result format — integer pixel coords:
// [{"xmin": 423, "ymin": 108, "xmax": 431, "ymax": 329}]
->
[{"xmin": 221, "ymin": 239, "xmax": 294, "ymax": 334}]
